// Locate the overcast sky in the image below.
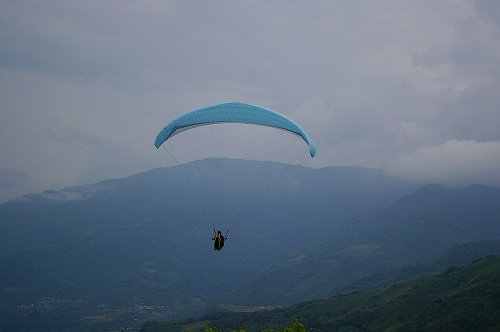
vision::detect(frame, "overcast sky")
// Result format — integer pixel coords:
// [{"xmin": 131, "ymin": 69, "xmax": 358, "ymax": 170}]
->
[{"xmin": 1, "ymin": 0, "xmax": 500, "ymax": 203}]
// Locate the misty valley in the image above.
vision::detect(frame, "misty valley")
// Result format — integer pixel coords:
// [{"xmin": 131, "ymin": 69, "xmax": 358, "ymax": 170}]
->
[{"xmin": 1, "ymin": 159, "xmax": 500, "ymax": 331}]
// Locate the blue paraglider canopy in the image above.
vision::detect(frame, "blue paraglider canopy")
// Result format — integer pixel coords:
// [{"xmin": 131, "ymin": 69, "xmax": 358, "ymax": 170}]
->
[{"xmin": 154, "ymin": 102, "xmax": 316, "ymax": 157}]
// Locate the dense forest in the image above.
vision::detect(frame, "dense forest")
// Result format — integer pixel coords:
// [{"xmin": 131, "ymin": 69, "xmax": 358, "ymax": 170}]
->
[{"xmin": 141, "ymin": 256, "xmax": 500, "ymax": 331}]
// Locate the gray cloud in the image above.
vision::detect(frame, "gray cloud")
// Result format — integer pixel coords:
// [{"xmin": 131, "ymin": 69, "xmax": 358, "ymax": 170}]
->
[
  {"xmin": 1, "ymin": 0, "xmax": 499, "ymax": 202},
  {"xmin": 387, "ymin": 140, "xmax": 500, "ymax": 187},
  {"xmin": 0, "ymin": 168, "xmax": 28, "ymax": 189}
]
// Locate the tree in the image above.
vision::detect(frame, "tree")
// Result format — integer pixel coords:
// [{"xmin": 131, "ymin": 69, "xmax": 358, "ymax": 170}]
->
[{"xmin": 262, "ymin": 317, "xmax": 307, "ymax": 332}]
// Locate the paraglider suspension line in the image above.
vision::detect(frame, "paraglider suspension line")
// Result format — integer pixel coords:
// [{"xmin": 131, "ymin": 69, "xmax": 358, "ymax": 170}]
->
[
  {"xmin": 158, "ymin": 141, "xmax": 215, "ymax": 231},
  {"xmin": 184, "ymin": 144, "xmax": 214, "ymax": 230}
]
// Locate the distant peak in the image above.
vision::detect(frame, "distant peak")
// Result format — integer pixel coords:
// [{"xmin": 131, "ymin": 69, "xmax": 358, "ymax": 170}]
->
[{"xmin": 395, "ymin": 184, "xmax": 445, "ymax": 205}]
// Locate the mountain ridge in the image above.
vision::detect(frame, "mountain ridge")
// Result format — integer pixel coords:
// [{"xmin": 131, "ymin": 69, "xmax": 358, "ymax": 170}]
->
[{"xmin": 1, "ymin": 159, "xmax": 499, "ymax": 330}]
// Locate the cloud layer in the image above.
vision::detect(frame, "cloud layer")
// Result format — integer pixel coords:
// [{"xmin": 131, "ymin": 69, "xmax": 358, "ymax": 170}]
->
[
  {"xmin": 387, "ymin": 140, "xmax": 500, "ymax": 187},
  {"xmin": 1, "ymin": 0, "xmax": 499, "ymax": 202}
]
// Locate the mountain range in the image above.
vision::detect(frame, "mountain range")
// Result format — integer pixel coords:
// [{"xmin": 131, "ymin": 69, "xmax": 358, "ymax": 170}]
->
[{"xmin": 1, "ymin": 159, "xmax": 499, "ymax": 331}]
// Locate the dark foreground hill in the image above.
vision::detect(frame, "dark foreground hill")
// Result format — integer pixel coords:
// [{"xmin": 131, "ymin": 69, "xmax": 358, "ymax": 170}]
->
[{"xmin": 141, "ymin": 255, "xmax": 500, "ymax": 332}]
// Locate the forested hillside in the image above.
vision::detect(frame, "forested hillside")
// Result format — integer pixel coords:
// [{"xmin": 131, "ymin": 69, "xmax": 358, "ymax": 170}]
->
[
  {"xmin": 141, "ymin": 255, "xmax": 500, "ymax": 331},
  {"xmin": 219, "ymin": 184, "xmax": 500, "ymax": 306},
  {"xmin": 1, "ymin": 161, "xmax": 499, "ymax": 331}
]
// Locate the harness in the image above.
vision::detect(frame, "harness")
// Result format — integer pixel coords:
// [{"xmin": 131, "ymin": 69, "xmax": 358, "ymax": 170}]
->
[{"xmin": 213, "ymin": 229, "xmax": 226, "ymax": 250}]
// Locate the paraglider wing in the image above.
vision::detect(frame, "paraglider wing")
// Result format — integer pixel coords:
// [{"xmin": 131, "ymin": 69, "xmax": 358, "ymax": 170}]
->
[{"xmin": 154, "ymin": 102, "xmax": 316, "ymax": 157}]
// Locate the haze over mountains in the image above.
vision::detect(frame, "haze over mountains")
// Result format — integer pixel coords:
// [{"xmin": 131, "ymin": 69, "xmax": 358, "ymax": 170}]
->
[{"xmin": 1, "ymin": 159, "xmax": 499, "ymax": 331}]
